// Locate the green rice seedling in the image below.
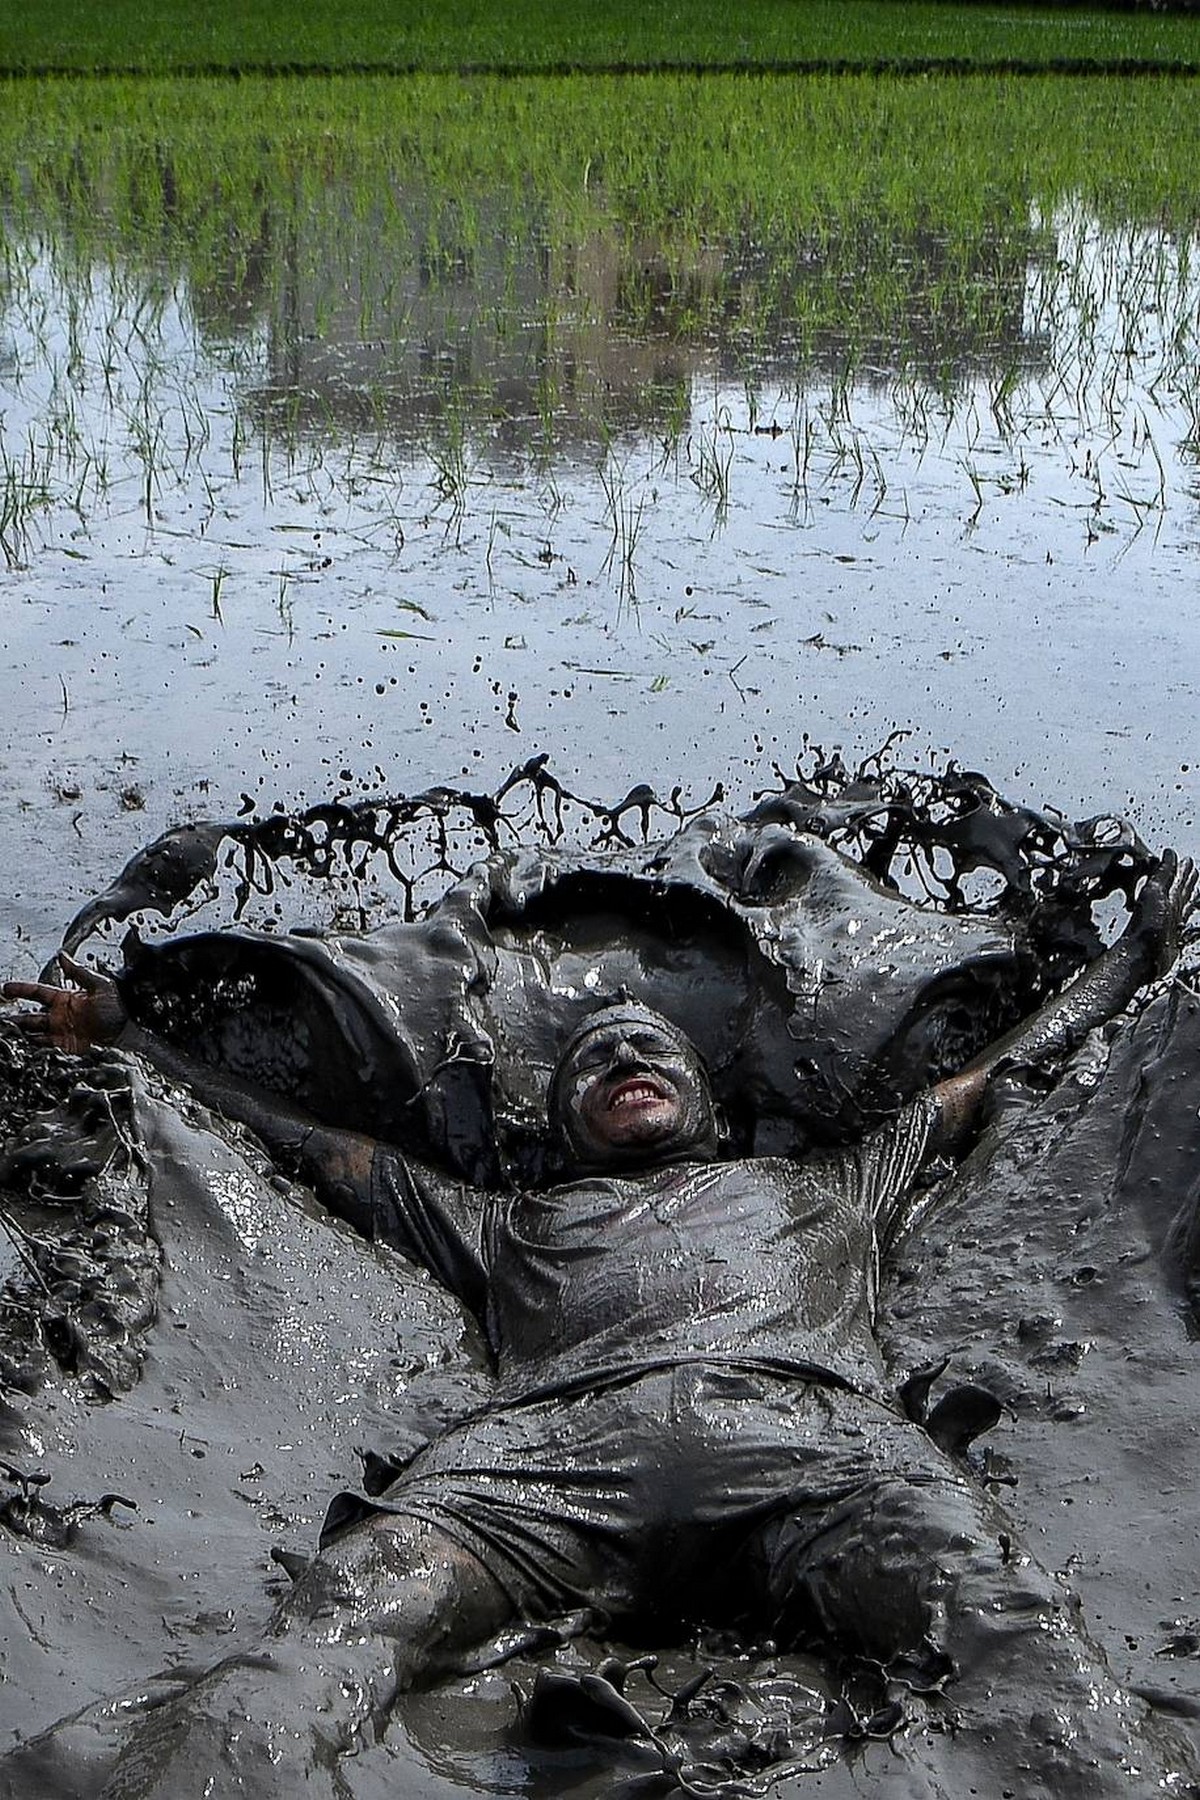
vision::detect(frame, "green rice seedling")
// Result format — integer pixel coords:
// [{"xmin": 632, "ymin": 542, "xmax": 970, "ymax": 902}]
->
[
  {"xmin": 960, "ymin": 458, "xmax": 984, "ymax": 528},
  {"xmin": 0, "ymin": 436, "xmax": 52, "ymax": 567},
  {"xmin": 688, "ymin": 408, "xmax": 734, "ymax": 525},
  {"xmin": 5, "ymin": 0, "xmax": 1200, "ymax": 77},
  {"xmin": 276, "ymin": 570, "xmax": 294, "ymax": 642},
  {"xmin": 598, "ymin": 448, "xmax": 645, "ymax": 605},
  {"xmin": 209, "ymin": 562, "xmax": 228, "ymax": 623},
  {"xmin": 429, "ymin": 408, "xmax": 472, "ymax": 518},
  {"xmin": 0, "ymin": 68, "xmax": 1197, "ymax": 567}
]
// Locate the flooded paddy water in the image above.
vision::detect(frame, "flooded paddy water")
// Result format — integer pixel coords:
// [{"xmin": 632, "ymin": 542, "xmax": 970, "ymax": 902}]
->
[{"xmin": 0, "ymin": 72, "xmax": 1197, "ymax": 960}]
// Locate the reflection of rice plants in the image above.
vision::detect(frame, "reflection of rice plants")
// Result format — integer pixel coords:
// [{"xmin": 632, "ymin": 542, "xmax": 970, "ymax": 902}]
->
[
  {"xmin": 4, "ymin": 75, "xmax": 1198, "ymax": 376},
  {"xmin": 0, "ymin": 74, "xmax": 1197, "ymax": 564}
]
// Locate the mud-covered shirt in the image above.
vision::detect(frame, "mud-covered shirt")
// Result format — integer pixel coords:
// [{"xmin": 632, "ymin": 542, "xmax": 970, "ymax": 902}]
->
[{"xmin": 369, "ymin": 1096, "xmax": 938, "ymax": 1406}]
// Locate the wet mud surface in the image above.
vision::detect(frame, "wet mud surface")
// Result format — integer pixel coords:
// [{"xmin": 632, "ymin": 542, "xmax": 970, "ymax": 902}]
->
[{"xmin": 3, "ymin": 766, "xmax": 1200, "ymax": 1796}]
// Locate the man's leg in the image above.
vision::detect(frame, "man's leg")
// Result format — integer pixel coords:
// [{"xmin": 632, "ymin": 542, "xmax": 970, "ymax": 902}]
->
[
  {"xmin": 755, "ymin": 1466, "xmax": 1195, "ymax": 1800},
  {"xmin": 4, "ymin": 1513, "xmax": 514, "ymax": 1800}
]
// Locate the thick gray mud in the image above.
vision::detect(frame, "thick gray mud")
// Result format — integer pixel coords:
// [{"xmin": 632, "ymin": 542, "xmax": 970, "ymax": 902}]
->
[{"xmin": 2, "ymin": 765, "xmax": 1199, "ymax": 1797}]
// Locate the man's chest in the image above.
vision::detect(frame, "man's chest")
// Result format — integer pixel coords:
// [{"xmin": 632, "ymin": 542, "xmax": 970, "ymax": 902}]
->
[{"xmin": 497, "ymin": 1159, "xmax": 865, "ymax": 1280}]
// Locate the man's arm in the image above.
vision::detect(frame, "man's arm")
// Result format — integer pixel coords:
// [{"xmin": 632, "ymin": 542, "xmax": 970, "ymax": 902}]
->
[
  {"xmin": 930, "ymin": 851, "xmax": 1196, "ymax": 1152},
  {"xmin": 4, "ymin": 957, "xmax": 380, "ymax": 1231}
]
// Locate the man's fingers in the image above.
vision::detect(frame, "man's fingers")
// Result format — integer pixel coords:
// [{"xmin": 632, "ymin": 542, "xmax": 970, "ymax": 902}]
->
[
  {"xmin": 56, "ymin": 953, "xmax": 107, "ymax": 992},
  {"xmin": 6, "ymin": 1007, "xmax": 54, "ymax": 1033},
  {"xmin": 1162, "ymin": 853, "xmax": 1197, "ymax": 907},
  {"xmin": 10, "ymin": 1014, "xmax": 53, "ymax": 1036},
  {"xmin": 3, "ymin": 959, "xmax": 109, "ymax": 1004},
  {"xmin": 2, "ymin": 981, "xmax": 60, "ymax": 1006},
  {"xmin": 1173, "ymin": 859, "xmax": 1199, "ymax": 936}
]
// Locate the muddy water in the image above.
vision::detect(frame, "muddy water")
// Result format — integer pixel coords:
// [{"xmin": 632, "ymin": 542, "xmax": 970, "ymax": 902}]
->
[{"xmin": 1, "ymin": 186, "xmax": 1198, "ymax": 966}]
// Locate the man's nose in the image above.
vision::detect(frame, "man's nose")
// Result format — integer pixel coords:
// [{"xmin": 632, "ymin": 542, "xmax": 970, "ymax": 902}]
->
[{"xmin": 612, "ymin": 1038, "xmax": 639, "ymax": 1067}]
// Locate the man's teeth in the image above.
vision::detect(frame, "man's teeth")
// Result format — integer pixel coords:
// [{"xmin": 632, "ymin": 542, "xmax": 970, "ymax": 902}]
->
[{"xmin": 610, "ymin": 1083, "xmax": 660, "ymax": 1110}]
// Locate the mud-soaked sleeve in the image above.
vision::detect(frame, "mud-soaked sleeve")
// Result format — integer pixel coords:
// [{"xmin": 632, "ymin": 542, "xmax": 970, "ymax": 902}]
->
[
  {"xmin": 806, "ymin": 1094, "xmax": 940, "ymax": 1249},
  {"xmin": 857, "ymin": 1093, "xmax": 941, "ymax": 1247},
  {"xmin": 368, "ymin": 1148, "xmax": 489, "ymax": 1318}
]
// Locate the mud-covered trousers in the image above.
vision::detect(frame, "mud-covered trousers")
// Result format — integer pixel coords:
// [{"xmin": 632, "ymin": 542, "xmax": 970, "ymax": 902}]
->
[
  {"xmin": 322, "ymin": 1360, "xmax": 1189, "ymax": 1799},
  {"xmin": 42, "ymin": 1362, "xmax": 1190, "ymax": 1800}
]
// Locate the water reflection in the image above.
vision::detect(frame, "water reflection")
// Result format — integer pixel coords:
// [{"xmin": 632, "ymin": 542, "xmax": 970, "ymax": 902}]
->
[
  {"xmin": 211, "ymin": 189, "xmax": 1050, "ymax": 452},
  {"xmin": 2, "ymin": 137, "xmax": 1194, "ymax": 508},
  {"xmin": 0, "ymin": 128, "xmax": 1198, "ymax": 961}
]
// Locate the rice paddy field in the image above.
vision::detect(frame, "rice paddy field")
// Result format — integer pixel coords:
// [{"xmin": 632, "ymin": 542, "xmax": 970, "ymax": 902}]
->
[
  {"xmin": 3, "ymin": 0, "xmax": 1198, "ymax": 73},
  {"xmin": 0, "ymin": 12, "xmax": 1198, "ymax": 960}
]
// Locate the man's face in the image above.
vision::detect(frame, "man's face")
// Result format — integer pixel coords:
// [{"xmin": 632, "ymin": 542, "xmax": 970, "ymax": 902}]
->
[{"xmin": 551, "ymin": 1008, "xmax": 719, "ymax": 1172}]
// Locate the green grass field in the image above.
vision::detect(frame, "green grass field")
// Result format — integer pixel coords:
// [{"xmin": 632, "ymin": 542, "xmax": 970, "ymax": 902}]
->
[
  {"xmin": 0, "ymin": 0, "xmax": 1197, "ymax": 75},
  {"xmin": 3, "ymin": 72, "xmax": 1195, "ymax": 399},
  {"xmin": 4, "ymin": 72, "xmax": 1195, "ymax": 242}
]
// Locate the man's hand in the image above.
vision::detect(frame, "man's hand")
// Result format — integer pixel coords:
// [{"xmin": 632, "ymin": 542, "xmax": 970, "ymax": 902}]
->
[
  {"xmin": 2, "ymin": 955, "xmax": 127, "ymax": 1055},
  {"xmin": 1129, "ymin": 850, "xmax": 1198, "ymax": 979}
]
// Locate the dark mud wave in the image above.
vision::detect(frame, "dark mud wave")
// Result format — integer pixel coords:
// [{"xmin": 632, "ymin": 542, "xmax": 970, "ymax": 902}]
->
[{"xmin": 2, "ymin": 755, "xmax": 1198, "ymax": 1798}]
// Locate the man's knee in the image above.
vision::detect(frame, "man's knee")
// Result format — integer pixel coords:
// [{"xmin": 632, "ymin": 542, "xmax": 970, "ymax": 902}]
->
[
  {"xmin": 293, "ymin": 1512, "xmax": 451, "ymax": 1611},
  {"xmin": 763, "ymin": 1474, "xmax": 1070, "ymax": 1660},
  {"xmin": 281, "ymin": 1511, "xmax": 513, "ymax": 1678},
  {"xmin": 858, "ymin": 1475, "xmax": 1071, "ymax": 1633}
]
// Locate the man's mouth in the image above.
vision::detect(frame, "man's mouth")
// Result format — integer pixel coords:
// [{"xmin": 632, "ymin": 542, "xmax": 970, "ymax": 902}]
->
[{"xmin": 605, "ymin": 1075, "xmax": 670, "ymax": 1113}]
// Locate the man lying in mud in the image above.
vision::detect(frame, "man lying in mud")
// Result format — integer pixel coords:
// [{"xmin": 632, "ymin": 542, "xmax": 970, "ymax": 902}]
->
[{"xmin": 4, "ymin": 852, "xmax": 1198, "ymax": 1800}]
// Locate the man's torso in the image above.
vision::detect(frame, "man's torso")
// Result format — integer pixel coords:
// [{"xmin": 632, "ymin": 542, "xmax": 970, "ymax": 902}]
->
[{"xmin": 370, "ymin": 1097, "xmax": 936, "ymax": 1407}]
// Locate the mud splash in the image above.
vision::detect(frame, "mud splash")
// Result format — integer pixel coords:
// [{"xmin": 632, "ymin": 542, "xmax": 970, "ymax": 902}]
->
[{"xmin": 3, "ymin": 757, "xmax": 1198, "ymax": 1797}]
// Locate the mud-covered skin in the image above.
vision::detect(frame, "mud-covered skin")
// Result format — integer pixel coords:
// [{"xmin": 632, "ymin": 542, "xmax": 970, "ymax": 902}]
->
[
  {"xmin": 44, "ymin": 1387, "xmax": 1193, "ymax": 1800},
  {"xmin": 19, "ymin": 1000, "xmax": 1195, "ymax": 1796},
  {"xmin": 91, "ymin": 1520, "xmax": 512, "ymax": 1800},
  {"xmin": 961, "ymin": 848, "xmax": 1196, "ymax": 1080},
  {"xmin": 2, "ymin": 1516, "xmax": 509, "ymax": 1800},
  {"xmin": 931, "ymin": 849, "xmax": 1197, "ymax": 1152}
]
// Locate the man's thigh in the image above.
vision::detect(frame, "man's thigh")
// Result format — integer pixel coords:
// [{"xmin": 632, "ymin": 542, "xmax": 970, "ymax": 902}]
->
[
  {"xmin": 324, "ymin": 1370, "xmax": 969, "ymax": 1636},
  {"xmin": 324, "ymin": 1379, "xmax": 672, "ymax": 1623},
  {"xmin": 738, "ymin": 1423, "xmax": 1034, "ymax": 1668},
  {"xmin": 325, "ymin": 1366, "xmax": 850, "ymax": 1626}
]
